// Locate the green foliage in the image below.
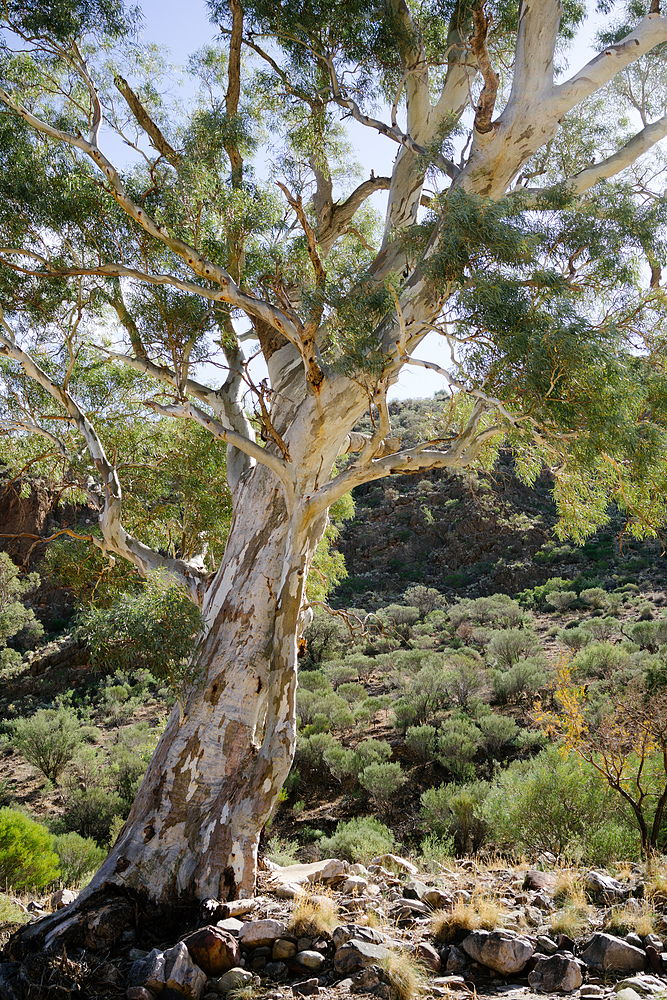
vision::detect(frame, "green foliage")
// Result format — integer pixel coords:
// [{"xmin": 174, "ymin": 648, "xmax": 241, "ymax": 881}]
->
[
  {"xmin": 448, "ymin": 595, "xmax": 528, "ymax": 630},
  {"xmin": 358, "ymin": 761, "xmax": 406, "ymax": 809},
  {"xmin": 51, "ymin": 831, "xmax": 106, "ymax": 887},
  {"xmin": 436, "ymin": 717, "xmax": 482, "ymax": 781},
  {"xmin": 487, "ymin": 628, "xmax": 540, "ymax": 668},
  {"xmin": 78, "ymin": 574, "xmax": 202, "ymax": 703},
  {"xmin": 0, "ymin": 553, "xmax": 43, "ymax": 669},
  {"xmin": 491, "ymin": 656, "xmax": 548, "ymax": 705},
  {"xmin": 9, "ymin": 706, "xmax": 91, "ymax": 784},
  {"xmin": 421, "ymin": 780, "xmax": 490, "ymax": 855},
  {"xmin": 405, "ymin": 724, "xmax": 437, "ymax": 761},
  {"xmin": 0, "ymin": 808, "xmax": 60, "ymax": 890},
  {"xmin": 318, "ymin": 815, "xmax": 395, "ymax": 864}
]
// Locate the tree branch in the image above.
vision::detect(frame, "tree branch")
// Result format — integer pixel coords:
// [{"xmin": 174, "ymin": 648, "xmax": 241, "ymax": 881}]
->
[
  {"xmin": 507, "ymin": 0, "xmax": 561, "ymax": 110},
  {"xmin": 470, "ymin": 5, "xmax": 499, "ymax": 134},
  {"xmin": 114, "ymin": 75, "xmax": 181, "ymax": 167}
]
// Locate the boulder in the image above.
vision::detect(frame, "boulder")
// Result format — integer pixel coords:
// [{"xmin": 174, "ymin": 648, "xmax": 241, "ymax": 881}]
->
[
  {"xmin": 581, "ymin": 934, "xmax": 647, "ymax": 972},
  {"xmin": 215, "ymin": 918, "xmax": 244, "ymax": 936},
  {"xmin": 127, "ymin": 948, "xmax": 166, "ymax": 992},
  {"xmin": 414, "ymin": 941, "xmax": 441, "ymax": 972},
  {"xmin": 523, "ymin": 871, "xmax": 557, "ymax": 893},
  {"xmin": 403, "ymin": 880, "xmax": 429, "ymax": 901},
  {"xmin": 585, "ymin": 871, "xmax": 632, "ymax": 904},
  {"xmin": 445, "ymin": 946, "xmax": 468, "ymax": 974},
  {"xmin": 49, "ymin": 889, "xmax": 78, "ymax": 910},
  {"xmin": 461, "ymin": 930, "xmax": 534, "ymax": 975},
  {"xmin": 614, "ymin": 976, "xmax": 667, "ymax": 996},
  {"xmin": 369, "ymin": 854, "xmax": 418, "ymax": 876},
  {"xmin": 207, "ymin": 967, "xmax": 253, "ymax": 995},
  {"xmin": 292, "ymin": 979, "xmax": 319, "ymax": 996},
  {"xmin": 423, "ymin": 888, "xmax": 450, "ymax": 910},
  {"xmin": 295, "ymin": 950, "xmax": 326, "ymax": 970},
  {"xmin": 238, "ymin": 919, "xmax": 287, "ymax": 948},
  {"xmin": 183, "ymin": 926, "xmax": 240, "ymax": 976},
  {"xmin": 334, "ymin": 940, "xmax": 395, "ymax": 975},
  {"xmin": 536, "ymin": 936, "xmax": 558, "ymax": 955},
  {"xmin": 163, "ymin": 942, "xmax": 208, "ymax": 999},
  {"xmin": 332, "ymin": 925, "xmax": 386, "ymax": 949},
  {"xmin": 272, "ymin": 939, "xmax": 297, "ymax": 961},
  {"xmin": 528, "ymin": 954, "xmax": 583, "ymax": 993},
  {"xmin": 342, "ymin": 876, "xmax": 369, "ymax": 895}
]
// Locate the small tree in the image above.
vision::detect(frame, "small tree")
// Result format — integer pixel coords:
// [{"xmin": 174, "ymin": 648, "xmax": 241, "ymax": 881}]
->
[
  {"xmin": 9, "ymin": 707, "xmax": 88, "ymax": 784},
  {"xmin": 542, "ymin": 661, "xmax": 667, "ymax": 856},
  {"xmin": 0, "ymin": 553, "xmax": 43, "ymax": 673}
]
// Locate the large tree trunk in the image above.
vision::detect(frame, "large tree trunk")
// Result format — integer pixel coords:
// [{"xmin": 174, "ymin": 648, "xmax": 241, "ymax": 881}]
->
[{"xmin": 10, "ymin": 460, "xmax": 328, "ymax": 956}]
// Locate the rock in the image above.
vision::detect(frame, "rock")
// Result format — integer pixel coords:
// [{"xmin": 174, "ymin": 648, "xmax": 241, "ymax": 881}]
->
[
  {"xmin": 49, "ymin": 888, "xmax": 78, "ymax": 910},
  {"xmin": 342, "ymin": 876, "xmax": 369, "ymax": 894},
  {"xmin": 643, "ymin": 935, "xmax": 663, "ymax": 951},
  {"xmin": 533, "ymin": 892, "xmax": 555, "ymax": 911},
  {"xmin": 627, "ymin": 933, "xmax": 644, "ymax": 949},
  {"xmin": 423, "ymin": 888, "xmax": 450, "ymax": 910},
  {"xmin": 585, "ymin": 871, "xmax": 632, "ymax": 904},
  {"xmin": 403, "ymin": 880, "xmax": 429, "ymax": 901},
  {"xmin": 200, "ymin": 899, "xmax": 226, "ymax": 923},
  {"xmin": 207, "ymin": 967, "xmax": 253, "ymax": 994},
  {"xmin": 524, "ymin": 871, "xmax": 557, "ymax": 893},
  {"xmin": 370, "ymin": 854, "xmax": 418, "ymax": 876},
  {"xmin": 461, "ymin": 930, "xmax": 534, "ymax": 975},
  {"xmin": 127, "ymin": 948, "xmax": 166, "ymax": 992},
  {"xmin": 163, "ymin": 942, "xmax": 208, "ymax": 999},
  {"xmin": 446, "ymin": 946, "xmax": 468, "ymax": 974},
  {"xmin": 273, "ymin": 939, "xmax": 297, "ymax": 961},
  {"xmin": 390, "ymin": 898, "xmax": 431, "ymax": 917},
  {"xmin": 350, "ymin": 864, "xmax": 369, "ymax": 875},
  {"xmin": 295, "ymin": 950, "xmax": 326, "ymax": 970},
  {"xmin": 274, "ymin": 884, "xmax": 305, "ymax": 900},
  {"xmin": 126, "ymin": 989, "xmax": 154, "ymax": 1000},
  {"xmin": 183, "ymin": 926, "xmax": 240, "ymax": 976},
  {"xmin": 238, "ymin": 919, "xmax": 287, "ymax": 948},
  {"xmin": 332, "ymin": 924, "xmax": 386, "ymax": 949},
  {"xmin": 644, "ymin": 945, "xmax": 663, "ymax": 974},
  {"xmin": 524, "ymin": 905, "xmax": 542, "ymax": 927},
  {"xmin": 452, "ymin": 890, "xmax": 472, "ymax": 904},
  {"xmin": 351, "ymin": 964, "xmax": 393, "ymax": 997},
  {"xmin": 615, "ymin": 990, "xmax": 643, "ymax": 1000},
  {"xmin": 580, "ymin": 988, "xmax": 604, "ymax": 998},
  {"xmin": 293, "ymin": 979, "xmax": 319, "ymax": 996},
  {"xmin": 334, "ymin": 940, "xmax": 395, "ymax": 975},
  {"xmin": 268, "ymin": 859, "xmax": 348, "ymax": 890},
  {"xmin": 537, "ymin": 936, "xmax": 558, "ymax": 955},
  {"xmin": 614, "ymin": 976, "xmax": 667, "ymax": 995},
  {"xmin": 556, "ymin": 934, "xmax": 575, "ymax": 952},
  {"xmin": 528, "ymin": 954, "xmax": 583, "ymax": 993},
  {"xmin": 215, "ymin": 918, "xmax": 244, "ymax": 936},
  {"xmin": 581, "ymin": 934, "xmax": 647, "ymax": 972},
  {"xmin": 414, "ymin": 941, "xmax": 441, "ymax": 972},
  {"xmin": 265, "ymin": 962, "xmax": 289, "ymax": 980}
]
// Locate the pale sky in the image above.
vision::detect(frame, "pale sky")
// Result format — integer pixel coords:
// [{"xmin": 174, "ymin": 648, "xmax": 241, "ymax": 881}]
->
[{"xmin": 127, "ymin": 1, "xmax": 608, "ymax": 400}]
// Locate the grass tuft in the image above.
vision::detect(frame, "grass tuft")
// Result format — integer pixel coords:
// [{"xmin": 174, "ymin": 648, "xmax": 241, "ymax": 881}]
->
[
  {"xmin": 288, "ymin": 891, "xmax": 340, "ymax": 938},
  {"xmin": 604, "ymin": 901, "xmax": 656, "ymax": 938},
  {"xmin": 431, "ymin": 891, "xmax": 507, "ymax": 943},
  {"xmin": 380, "ymin": 950, "xmax": 428, "ymax": 1000}
]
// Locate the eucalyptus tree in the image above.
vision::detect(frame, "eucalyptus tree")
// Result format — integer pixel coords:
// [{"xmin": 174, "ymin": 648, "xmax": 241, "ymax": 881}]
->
[{"xmin": 2, "ymin": 0, "xmax": 667, "ymax": 943}]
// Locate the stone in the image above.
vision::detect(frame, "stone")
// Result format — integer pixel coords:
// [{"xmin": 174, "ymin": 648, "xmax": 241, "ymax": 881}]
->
[
  {"xmin": 332, "ymin": 924, "xmax": 386, "ymax": 949},
  {"xmin": 414, "ymin": 941, "xmax": 441, "ymax": 972},
  {"xmin": 403, "ymin": 880, "xmax": 429, "ymax": 901},
  {"xmin": 163, "ymin": 942, "xmax": 208, "ymax": 999},
  {"xmin": 370, "ymin": 854, "xmax": 419, "ymax": 876},
  {"xmin": 295, "ymin": 950, "xmax": 326, "ymax": 971},
  {"xmin": 216, "ymin": 918, "xmax": 244, "ymax": 936},
  {"xmin": 614, "ymin": 976, "xmax": 667, "ymax": 995},
  {"xmin": 267, "ymin": 859, "xmax": 347, "ymax": 889},
  {"xmin": 127, "ymin": 948, "xmax": 166, "ymax": 992},
  {"xmin": 390, "ymin": 898, "xmax": 431, "ymax": 916},
  {"xmin": 528, "ymin": 954, "xmax": 583, "ymax": 993},
  {"xmin": 644, "ymin": 935, "xmax": 663, "ymax": 951},
  {"xmin": 350, "ymin": 864, "xmax": 369, "ymax": 875},
  {"xmin": 537, "ymin": 935, "xmax": 558, "ymax": 955},
  {"xmin": 274, "ymin": 883, "xmax": 305, "ymax": 900},
  {"xmin": 238, "ymin": 919, "xmax": 287, "ymax": 948},
  {"xmin": 297, "ymin": 937, "xmax": 312, "ymax": 952},
  {"xmin": 585, "ymin": 871, "xmax": 632, "ymax": 903},
  {"xmin": 249, "ymin": 956, "xmax": 266, "ymax": 972},
  {"xmin": 334, "ymin": 940, "xmax": 395, "ymax": 975},
  {"xmin": 183, "ymin": 926, "xmax": 240, "ymax": 976},
  {"xmin": 125, "ymin": 989, "xmax": 153, "ymax": 1000},
  {"xmin": 423, "ymin": 888, "xmax": 450, "ymax": 910},
  {"xmin": 264, "ymin": 962, "xmax": 289, "ymax": 980},
  {"xmin": 524, "ymin": 871, "xmax": 557, "ymax": 893},
  {"xmin": 557, "ymin": 934, "xmax": 575, "ymax": 952},
  {"xmin": 342, "ymin": 876, "xmax": 369, "ymax": 894},
  {"xmin": 581, "ymin": 934, "xmax": 647, "ymax": 972},
  {"xmin": 644, "ymin": 945, "xmax": 663, "ymax": 974},
  {"xmin": 207, "ymin": 967, "xmax": 253, "ymax": 994},
  {"xmin": 580, "ymin": 988, "xmax": 604, "ymax": 998},
  {"xmin": 273, "ymin": 939, "xmax": 297, "ymax": 961},
  {"xmin": 453, "ymin": 890, "xmax": 472, "ymax": 904},
  {"xmin": 615, "ymin": 990, "xmax": 643, "ymax": 1000},
  {"xmin": 309, "ymin": 858, "xmax": 348, "ymax": 883},
  {"xmin": 627, "ymin": 933, "xmax": 644, "ymax": 949},
  {"xmin": 292, "ymin": 979, "xmax": 319, "ymax": 996},
  {"xmin": 49, "ymin": 888, "xmax": 78, "ymax": 910},
  {"xmin": 351, "ymin": 964, "xmax": 392, "ymax": 996},
  {"xmin": 461, "ymin": 931, "xmax": 534, "ymax": 976},
  {"xmin": 445, "ymin": 946, "xmax": 468, "ymax": 974}
]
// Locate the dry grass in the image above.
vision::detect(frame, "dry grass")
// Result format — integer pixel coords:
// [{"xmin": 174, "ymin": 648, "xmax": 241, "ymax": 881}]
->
[
  {"xmin": 380, "ymin": 951, "xmax": 428, "ymax": 1000},
  {"xmin": 646, "ymin": 866, "xmax": 667, "ymax": 911},
  {"xmin": 549, "ymin": 871, "xmax": 592, "ymax": 938},
  {"xmin": 288, "ymin": 890, "xmax": 340, "ymax": 938},
  {"xmin": 430, "ymin": 891, "xmax": 508, "ymax": 944},
  {"xmin": 604, "ymin": 902, "xmax": 656, "ymax": 938},
  {"xmin": 553, "ymin": 870, "xmax": 586, "ymax": 908}
]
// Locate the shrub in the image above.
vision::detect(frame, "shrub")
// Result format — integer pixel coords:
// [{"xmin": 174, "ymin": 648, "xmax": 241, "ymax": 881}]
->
[
  {"xmin": 289, "ymin": 892, "xmax": 340, "ymax": 937},
  {"xmin": 318, "ymin": 816, "xmax": 395, "ymax": 863},
  {"xmin": 405, "ymin": 724, "xmax": 437, "ymax": 761},
  {"xmin": 571, "ymin": 641, "xmax": 630, "ymax": 680},
  {"xmin": 358, "ymin": 762, "xmax": 406, "ymax": 809},
  {"xmin": 322, "ymin": 743, "xmax": 356, "ymax": 783},
  {"xmin": 478, "ymin": 714, "xmax": 518, "ymax": 756},
  {"xmin": 446, "ymin": 655, "xmax": 483, "ymax": 708},
  {"xmin": 431, "ymin": 893, "xmax": 507, "ymax": 943},
  {"xmin": 353, "ymin": 739, "xmax": 392, "ymax": 771},
  {"xmin": 421, "ymin": 780, "xmax": 490, "ymax": 854},
  {"xmin": 294, "ymin": 733, "xmax": 338, "ymax": 774},
  {"xmin": 419, "ymin": 832, "xmax": 455, "ymax": 871},
  {"xmin": 52, "ymin": 831, "xmax": 106, "ymax": 887},
  {"xmin": 9, "ymin": 707, "xmax": 90, "ymax": 784},
  {"xmin": 380, "ymin": 950, "xmax": 428, "ymax": 1000},
  {"xmin": 391, "ymin": 660, "xmax": 451, "ymax": 730},
  {"xmin": 491, "ymin": 656, "xmax": 548, "ymax": 704},
  {"xmin": 580, "ymin": 587, "xmax": 609, "ymax": 609},
  {"xmin": 557, "ymin": 627, "xmax": 592, "ymax": 652},
  {"xmin": 337, "ymin": 682, "xmax": 367, "ymax": 704},
  {"xmin": 436, "ymin": 717, "xmax": 481, "ymax": 780},
  {"xmin": 487, "ymin": 628, "xmax": 539, "ymax": 668},
  {"xmin": 0, "ymin": 553, "xmax": 43, "ymax": 661},
  {"xmin": 324, "ymin": 663, "xmax": 359, "ymax": 688},
  {"xmin": 627, "ymin": 619, "xmax": 667, "ymax": 654},
  {"xmin": 61, "ymin": 785, "xmax": 127, "ymax": 845},
  {"xmin": 546, "ymin": 591, "xmax": 578, "ymax": 611},
  {"xmin": 266, "ymin": 834, "xmax": 299, "ymax": 866},
  {"xmin": 0, "ymin": 808, "xmax": 60, "ymax": 890},
  {"xmin": 404, "ymin": 586, "xmax": 446, "ymax": 616}
]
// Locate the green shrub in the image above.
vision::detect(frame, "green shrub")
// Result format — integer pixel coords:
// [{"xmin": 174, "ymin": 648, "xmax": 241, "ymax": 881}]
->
[
  {"xmin": 518, "ymin": 577, "xmax": 576, "ymax": 610},
  {"xmin": 9, "ymin": 707, "xmax": 90, "ymax": 784},
  {"xmin": 324, "ymin": 663, "xmax": 360, "ymax": 688},
  {"xmin": 419, "ymin": 832, "xmax": 455, "ymax": 870},
  {"xmin": 358, "ymin": 762, "xmax": 406, "ymax": 808},
  {"xmin": 437, "ymin": 717, "xmax": 482, "ymax": 781},
  {"xmin": 0, "ymin": 808, "xmax": 60, "ymax": 890},
  {"xmin": 478, "ymin": 714, "xmax": 518, "ymax": 755},
  {"xmin": 487, "ymin": 628, "xmax": 539, "ymax": 668},
  {"xmin": 491, "ymin": 657, "xmax": 547, "ymax": 704},
  {"xmin": 391, "ymin": 660, "xmax": 451, "ymax": 731},
  {"xmin": 353, "ymin": 739, "xmax": 392, "ymax": 771},
  {"xmin": 627, "ymin": 619, "xmax": 667, "ymax": 654},
  {"xmin": 580, "ymin": 587, "xmax": 608, "ymax": 609},
  {"xmin": 298, "ymin": 669, "xmax": 331, "ymax": 692},
  {"xmin": 546, "ymin": 591, "xmax": 578, "ymax": 611},
  {"xmin": 557, "ymin": 627, "xmax": 592, "ymax": 652},
  {"xmin": 337, "ymin": 682, "xmax": 367, "ymax": 704},
  {"xmin": 319, "ymin": 816, "xmax": 395, "ymax": 863},
  {"xmin": 295, "ymin": 733, "xmax": 338, "ymax": 774},
  {"xmin": 448, "ymin": 595, "xmax": 528, "ymax": 630},
  {"xmin": 404, "ymin": 586, "xmax": 446, "ymax": 615},
  {"xmin": 322, "ymin": 743, "xmax": 356, "ymax": 782},
  {"xmin": 52, "ymin": 831, "xmax": 106, "ymax": 887},
  {"xmin": 421, "ymin": 781, "xmax": 490, "ymax": 854},
  {"xmin": 405, "ymin": 724, "xmax": 437, "ymax": 761},
  {"xmin": 61, "ymin": 786, "xmax": 127, "ymax": 845},
  {"xmin": 571, "ymin": 641, "xmax": 630, "ymax": 680},
  {"xmin": 446, "ymin": 655, "xmax": 484, "ymax": 708}
]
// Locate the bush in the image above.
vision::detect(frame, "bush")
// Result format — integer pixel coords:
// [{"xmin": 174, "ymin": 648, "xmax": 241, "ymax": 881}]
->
[
  {"xmin": 391, "ymin": 660, "xmax": 451, "ymax": 731},
  {"xmin": 571, "ymin": 641, "xmax": 630, "ymax": 680},
  {"xmin": 318, "ymin": 816, "xmax": 395, "ymax": 863},
  {"xmin": 487, "ymin": 629, "xmax": 539, "ymax": 668},
  {"xmin": 557, "ymin": 627, "xmax": 592, "ymax": 652},
  {"xmin": 421, "ymin": 781, "xmax": 490, "ymax": 854},
  {"xmin": 0, "ymin": 808, "xmax": 60, "ymax": 890},
  {"xmin": 322, "ymin": 743, "xmax": 356, "ymax": 782},
  {"xmin": 294, "ymin": 733, "xmax": 338, "ymax": 775},
  {"xmin": 491, "ymin": 656, "xmax": 547, "ymax": 704},
  {"xmin": 61, "ymin": 786, "xmax": 127, "ymax": 845},
  {"xmin": 478, "ymin": 714, "xmax": 518, "ymax": 756},
  {"xmin": 358, "ymin": 762, "xmax": 406, "ymax": 809},
  {"xmin": 580, "ymin": 587, "xmax": 609, "ymax": 609},
  {"xmin": 546, "ymin": 591, "xmax": 578, "ymax": 611},
  {"xmin": 448, "ymin": 595, "xmax": 528, "ymax": 630},
  {"xmin": 405, "ymin": 724, "xmax": 437, "ymax": 761},
  {"xmin": 436, "ymin": 717, "xmax": 482, "ymax": 781},
  {"xmin": 52, "ymin": 831, "xmax": 106, "ymax": 887},
  {"xmin": 9, "ymin": 707, "xmax": 90, "ymax": 784},
  {"xmin": 446, "ymin": 655, "xmax": 483, "ymax": 708},
  {"xmin": 585, "ymin": 617, "xmax": 621, "ymax": 644},
  {"xmin": 404, "ymin": 585, "xmax": 446, "ymax": 615}
]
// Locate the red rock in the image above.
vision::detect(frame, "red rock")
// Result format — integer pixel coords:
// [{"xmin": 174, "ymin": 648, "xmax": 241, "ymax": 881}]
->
[
  {"xmin": 523, "ymin": 870, "xmax": 557, "ymax": 892},
  {"xmin": 414, "ymin": 941, "xmax": 442, "ymax": 972},
  {"xmin": 183, "ymin": 925, "xmax": 240, "ymax": 976}
]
